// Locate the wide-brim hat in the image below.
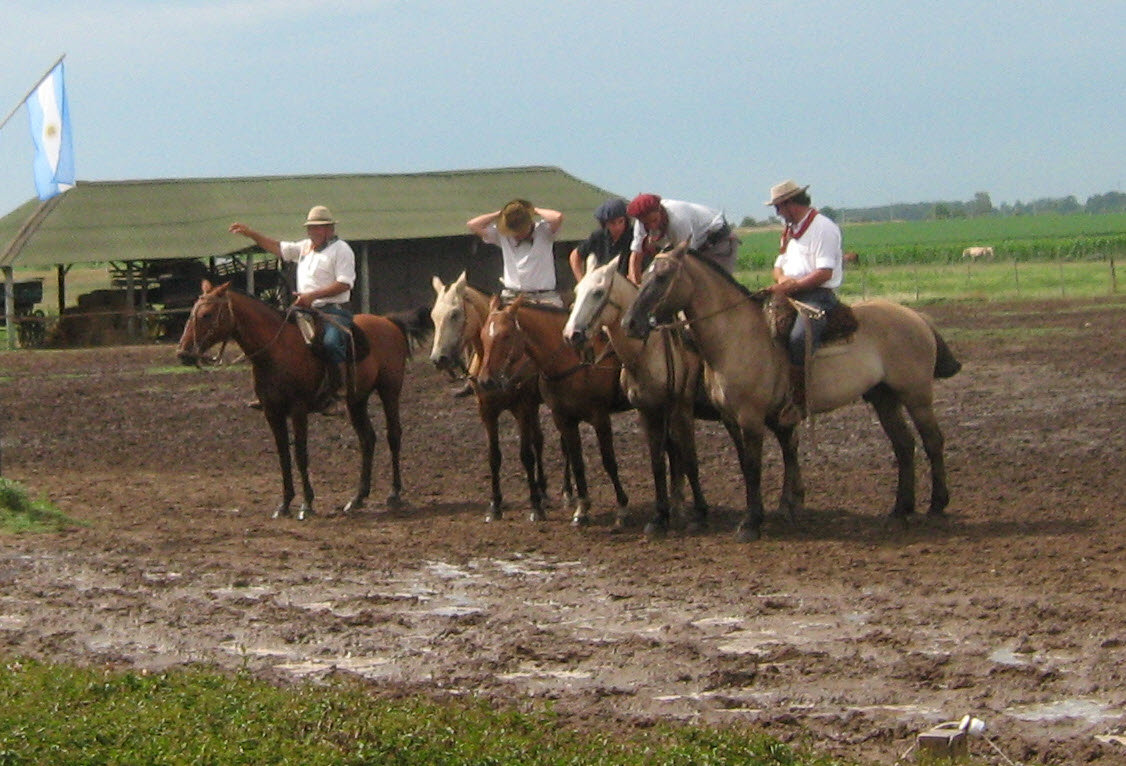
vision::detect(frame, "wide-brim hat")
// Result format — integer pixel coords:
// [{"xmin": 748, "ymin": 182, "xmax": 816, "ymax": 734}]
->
[
  {"xmin": 497, "ymin": 199, "xmax": 535, "ymax": 237},
  {"xmin": 765, "ymin": 180, "xmax": 809, "ymax": 206},
  {"xmin": 304, "ymin": 205, "xmax": 337, "ymax": 226}
]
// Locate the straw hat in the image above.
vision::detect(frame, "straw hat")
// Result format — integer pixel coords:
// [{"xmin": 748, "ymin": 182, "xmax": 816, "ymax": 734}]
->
[
  {"xmin": 497, "ymin": 199, "xmax": 535, "ymax": 237},
  {"xmin": 304, "ymin": 205, "xmax": 337, "ymax": 226},
  {"xmin": 765, "ymin": 180, "xmax": 809, "ymax": 206}
]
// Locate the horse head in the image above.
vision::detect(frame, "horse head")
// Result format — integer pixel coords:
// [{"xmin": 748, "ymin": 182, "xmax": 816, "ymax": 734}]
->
[
  {"xmin": 477, "ymin": 296, "xmax": 529, "ymax": 392},
  {"xmin": 622, "ymin": 241, "xmax": 692, "ymax": 340},
  {"xmin": 564, "ymin": 255, "xmax": 626, "ymax": 349},
  {"xmin": 429, "ymin": 272, "xmax": 471, "ymax": 375},
  {"xmin": 176, "ymin": 280, "xmax": 236, "ymax": 367}
]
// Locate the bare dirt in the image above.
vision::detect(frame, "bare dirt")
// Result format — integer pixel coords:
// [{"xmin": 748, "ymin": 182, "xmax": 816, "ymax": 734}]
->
[{"xmin": 1, "ymin": 297, "xmax": 1124, "ymax": 764}]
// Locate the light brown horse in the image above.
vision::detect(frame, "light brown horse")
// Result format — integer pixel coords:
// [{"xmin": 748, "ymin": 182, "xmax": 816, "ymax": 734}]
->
[
  {"xmin": 429, "ymin": 273, "xmax": 550, "ymax": 521},
  {"xmin": 563, "ymin": 255, "xmax": 744, "ymax": 537},
  {"xmin": 177, "ymin": 280, "xmax": 431, "ymax": 520},
  {"xmin": 478, "ymin": 296, "xmax": 631, "ymax": 527},
  {"xmin": 623, "ymin": 243, "xmax": 961, "ymax": 541}
]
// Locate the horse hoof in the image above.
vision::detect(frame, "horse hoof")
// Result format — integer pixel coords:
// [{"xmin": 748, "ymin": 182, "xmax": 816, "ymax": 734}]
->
[
  {"xmin": 272, "ymin": 505, "xmax": 292, "ymax": 519},
  {"xmin": 644, "ymin": 521, "xmax": 668, "ymax": 539},
  {"xmin": 735, "ymin": 523, "xmax": 761, "ymax": 543},
  {"xmin": 529, "ymin": 509, "xmax": 546, "ymax": 522},
  {"xmin": 486, "ymin": 503, "xmax": 502, "ymax": 522},
  {"xmin": 297, "ymin": 507, "xmax": 314, "ymax": 521},
  {"xmin": 386, "ymin": 493, "xmax": 403, "ymax": 510},
  {"xmin": 571, "ymin": 514, "xmax": 589, "ymax": 528},
  {"xmin": 342, "ymin": 498, "xmax": 366, "ymax": 514}
]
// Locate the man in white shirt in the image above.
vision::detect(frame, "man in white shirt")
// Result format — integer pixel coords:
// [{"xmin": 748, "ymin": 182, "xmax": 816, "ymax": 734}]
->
[
  {"xmin": 626, "ymin": 193, "xmax": 740, "ymax": 283},
  {"xmin": 229, "ymin": 205, "xmax": 356, "ymax": 410},
  {"xmin": 467, "ymin": 199, "xmax": 564, "ymax": 308},
  {"xmin": 765, "ymin": 180, "xmax": 845, "ymax": 425}
]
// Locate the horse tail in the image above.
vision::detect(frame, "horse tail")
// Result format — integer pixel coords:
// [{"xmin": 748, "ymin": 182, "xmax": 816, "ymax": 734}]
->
[
  {"xmin": 386, "ymin": 305, "xmax": 434, "ymax": 357},
  {"xmin": 920, "ymin": 314, "xmax": 962, "ymax": 379}
]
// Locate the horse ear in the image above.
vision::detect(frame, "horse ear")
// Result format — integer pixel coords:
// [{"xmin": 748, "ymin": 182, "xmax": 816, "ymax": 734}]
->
[
  {"xmin": 606, "ymin": 255, "xmax": 620, "ymax": 271},
  {"xmin": 488, "ymin": 294, "xmax": 502, "ymax": 311},
  {"xmin": 214, "ymin": 282, "xmax": 231, "ymax": 296},
  {"xmin": 432, "ymin": 275, "xmax": 446, "ymax": 296},
  {"xmin": 673, "ymin": 240, "xmax": 691, "ymax": 258},
  {"xmin": 585, "ymin": 253, "xmax": 599, "ymax": 274},
  {"xmin": 454, "ymin": 271, "xmax": 468, "ymax": 287}
]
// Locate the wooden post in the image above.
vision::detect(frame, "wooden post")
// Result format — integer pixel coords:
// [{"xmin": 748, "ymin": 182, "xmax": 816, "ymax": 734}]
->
[
  {"xmin": 246, "ymin": 252, "xmax": 256, "ymax": 297},
  {"xmin": 359, "ymin": 242, "xmax": 371, "ymax": 314},
  {"xmin": 1110, "ymin": 253, "xmax": 1118, "ymax": 294},
  {"xmin": 3, "ymin": 266, "xmax": 14, "ymax": 351}
]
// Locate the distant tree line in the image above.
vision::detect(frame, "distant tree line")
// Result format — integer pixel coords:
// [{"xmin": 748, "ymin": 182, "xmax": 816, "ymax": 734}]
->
[{"xmin": 740, "ymin": 191, "xmax": 1126, "ymax": 227}]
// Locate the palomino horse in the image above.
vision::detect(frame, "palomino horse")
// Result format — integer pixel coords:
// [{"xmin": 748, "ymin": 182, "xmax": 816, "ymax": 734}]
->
[
  {"xmin": 177, "ymin": 280, "xmax": 431, "ymax": 520},
  {"xmin": 623, "ymin": 243, "xmax": 961, "ymax": 541},
  {"xmin": 429, "ymin": 273, "xmax": 550, "ymax": 521},
  {"xmin": 478, "ymin": 296, "xmax": 631, "ymax": 527},
  {"xmin": 563, "ymin": 255, "xmax": 742, "ymax": 537}
]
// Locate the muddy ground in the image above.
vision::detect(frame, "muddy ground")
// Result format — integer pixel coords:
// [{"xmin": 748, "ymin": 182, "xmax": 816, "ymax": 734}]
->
[{"xmin": 1, "ymin": 297, "xmax": 1124, "ymax": 764}]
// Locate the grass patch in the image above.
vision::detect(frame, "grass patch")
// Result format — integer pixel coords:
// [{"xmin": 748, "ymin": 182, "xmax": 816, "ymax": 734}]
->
[
  {"xmin": 0, "ymin": 659, "xmax": 853, "ymax": 765},
  {"xmin": 0, "ymin": 478, "xmax": 82, "ymax": 533}
]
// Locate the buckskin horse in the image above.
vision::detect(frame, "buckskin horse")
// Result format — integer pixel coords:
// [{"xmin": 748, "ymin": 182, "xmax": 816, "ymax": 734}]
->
[
  {"xmin": 177, "ymin": 280, "xmax": 431, "ymax": 519},
  {"xmin": 563, "ymin": 255, "xmax": 745, "ymax": 537},
  {"xmin": 477, "ymin": 296, "xmax": 631, "ymax": 527},
  {"xmin": 429, "ymin": 273, "xmax": 551, "ymax": 521},
  {"xmin": 623, "ymin": 243, "xmax": 961, "ymax": 541}
]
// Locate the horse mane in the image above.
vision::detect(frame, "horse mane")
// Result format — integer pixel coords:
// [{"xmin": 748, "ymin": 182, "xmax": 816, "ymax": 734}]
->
[{"xmin": 678, "ymin": 248, "xmax": 767, "ymax": 304}]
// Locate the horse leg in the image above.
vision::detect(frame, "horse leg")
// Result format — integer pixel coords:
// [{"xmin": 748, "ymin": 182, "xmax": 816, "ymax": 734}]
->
[
  {"xmin": 516, "ymin": 403, "xmax": 546, "ymax": 522},
  {"xmin": 639, "ymin": 409, "xmax": 672, "ymax": 539},
  {"xmin": 864, "ymin": 385, "xmax": 917, "ymax": 523},
  {"xmin": 904, "ymin": 402, "xmax": 950, "ymax": 516},
  {"xmin": 670, "ymin": 408, "xmax": 710, "ymax": 533},
  {"xmin": 592, "ymin": 412, "xmax": 629, "ymax": 529},
  {"xmin": 342, "ymin": 396, "xmax": 376, "ymax": 514},
  {"xmin": 378, "ymin": 388, "xmax": 405, "ymax": 509},
  {"xmin": 735, "ymin": 426, "xmax": 767, "ymax": 542},
  {"xmin": 767, "ymin": 419, "xmax": 805, "ymax": 524},
  {"xmin": 265, "ymin": 409, "xmax": 296, "ymax": 519},
  {"xmin": 557, "ymin": 419, "xmax": 589, "ymax": 526},
  {"xmin": 483, "ymin": 406, "xmax": 504, "ymax": 522},
  {"xmin": 291, "ymin": 410, "xmax": 316, "ymax": 520}
]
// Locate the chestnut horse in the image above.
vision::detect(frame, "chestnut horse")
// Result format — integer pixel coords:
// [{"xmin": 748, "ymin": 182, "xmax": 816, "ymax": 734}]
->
[
  {"xmin": 564, "ymin": 255, "xmax": 746, "ymax": 537},
  {"xmin": 623, "ymin": 243, "xmax": 961, "ymax": 541},
  {"xmin": 429, "ymin": 273, "xmax": 550, "ymax": 521},
  {"xmin": 177, "ymin": 280, "xmax": 431, "ymax": 519},
  {"xmin": 478, "ymin": 296, "xmax": 631, "ymax": 527}
]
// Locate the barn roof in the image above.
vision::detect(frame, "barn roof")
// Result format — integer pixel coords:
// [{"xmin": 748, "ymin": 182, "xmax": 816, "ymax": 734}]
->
[{"xmin": 0, "ymin": 166, "xmax": 621, "ymax": 268}]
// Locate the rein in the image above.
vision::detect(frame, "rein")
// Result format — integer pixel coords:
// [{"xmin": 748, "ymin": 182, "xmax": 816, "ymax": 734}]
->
[{"xmin": 187, "ymin": 293, "xmax": 293, "ymax": 367}]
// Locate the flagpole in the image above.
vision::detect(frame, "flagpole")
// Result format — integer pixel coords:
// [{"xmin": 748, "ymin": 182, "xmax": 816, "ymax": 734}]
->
[{"xmin": 0, "ymin": 54, "xmax": 66, "ymax": 135}]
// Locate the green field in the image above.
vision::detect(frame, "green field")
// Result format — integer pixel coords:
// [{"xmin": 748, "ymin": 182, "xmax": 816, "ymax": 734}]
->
[{"xmin": 739, "ymin": 212, "xmax": 1126, "ymax": 267}]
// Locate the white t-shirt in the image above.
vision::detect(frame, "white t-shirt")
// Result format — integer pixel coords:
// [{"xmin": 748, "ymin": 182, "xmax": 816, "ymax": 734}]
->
[
  {"xmin": 773, "ymin": 212, "xmax": 843, "ymax": 290},
  {"xmin": 278, "ymin": 237, "xmax": 356, "ymax": 306},
  {"xmin": 482, "ymin": 219, "xmax": 557, "ymax": 292},
  {"xmin": 630, "ymin": 199, "xmax": 727, "ymax": 252}
]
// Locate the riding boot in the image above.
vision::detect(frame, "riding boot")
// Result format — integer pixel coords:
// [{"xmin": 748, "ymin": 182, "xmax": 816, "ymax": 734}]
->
[
  {"xmin": 313, "ymin": 362, "xmax": 345, "ymax": 414},
  {"xmin": 777, "ymin": 363, "xmax": 806, "ymax": 427}
]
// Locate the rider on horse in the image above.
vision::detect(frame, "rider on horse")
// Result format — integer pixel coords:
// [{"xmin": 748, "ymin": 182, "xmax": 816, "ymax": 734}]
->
[
  {"xmin": 229, "ymin": 205, "xmax": 356, "ymax": 411},
  {"xmin": 765, "ymin": 180, "xmax": 845, "ymax": 427}
]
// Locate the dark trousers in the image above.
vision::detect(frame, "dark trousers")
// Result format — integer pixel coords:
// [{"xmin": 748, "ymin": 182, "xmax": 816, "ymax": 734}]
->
[
  {"xmin": 787, "ymin": 288, "xmax": 838, "ymax": 365},
  {"xmin": 319, "ymin": 304, "xmax": 353, "ymax": 364}
]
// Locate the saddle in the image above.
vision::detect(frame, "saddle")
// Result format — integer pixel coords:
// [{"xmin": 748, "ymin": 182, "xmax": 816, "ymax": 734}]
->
[
  {"xmin": 292, "ymin": 307, "xmax": 370, "ymax": 365},
  {"xmin": 764, "ymin": 295, "xmax": 859, "ymax": 348}
]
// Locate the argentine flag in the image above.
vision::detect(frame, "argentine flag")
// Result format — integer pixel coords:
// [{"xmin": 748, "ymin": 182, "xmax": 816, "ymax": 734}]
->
[{"xmin": 26, "ymin": 62, "xmax": 75, "ymax": 201}]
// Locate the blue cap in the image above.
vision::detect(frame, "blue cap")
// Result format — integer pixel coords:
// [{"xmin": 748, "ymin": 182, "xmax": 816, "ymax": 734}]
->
[{"xmin": 594, "ymin": 198, "xmax": 628, "ymax": 223}]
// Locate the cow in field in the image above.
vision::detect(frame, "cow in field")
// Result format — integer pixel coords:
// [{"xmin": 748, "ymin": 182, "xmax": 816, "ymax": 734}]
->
[
  {"xmin": 962, "ymin": 246, "xmax": 994, "ymax": 259},
  {"xmin": 843, "ymin": 251, "xmax": 860, "ymax": 264}
]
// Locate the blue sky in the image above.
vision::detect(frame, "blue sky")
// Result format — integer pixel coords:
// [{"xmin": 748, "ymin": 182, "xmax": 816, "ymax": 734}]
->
[{"xmin": 1, "ymin": 0, "xmax": 1122, "ymax": 222}]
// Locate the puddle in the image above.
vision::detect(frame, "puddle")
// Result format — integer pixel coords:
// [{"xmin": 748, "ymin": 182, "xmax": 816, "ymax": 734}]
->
[{"xmin": 1007, "ymin": 698, "xmax": 1119, "ymax": 723}]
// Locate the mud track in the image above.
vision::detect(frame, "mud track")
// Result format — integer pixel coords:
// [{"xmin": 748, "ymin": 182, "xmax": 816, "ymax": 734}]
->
[{"xmin": 2, "ymin": 297, "xmax": 1124, "ymax": 764}]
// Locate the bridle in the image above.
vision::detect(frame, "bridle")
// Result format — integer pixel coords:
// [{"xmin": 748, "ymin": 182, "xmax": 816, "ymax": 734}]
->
[
  {"xmin": 642, "ymin": 251, "xmax": 759, "ymax": 333},
  {"xmin": 184, "ymin": 292, "xmax": 291, "ymax": 367}
]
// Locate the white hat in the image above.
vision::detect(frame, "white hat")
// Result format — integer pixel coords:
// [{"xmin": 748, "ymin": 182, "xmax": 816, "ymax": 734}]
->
[
  {"xmin": 304, "ymin": 205, "xmax": 337, "ymax": 225},
  {"xmin": 765, "ymin": 180, "xmax": 809, "ymax": 206}
]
